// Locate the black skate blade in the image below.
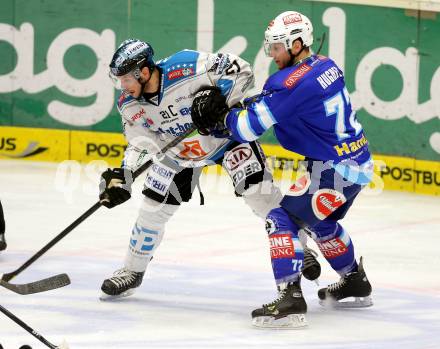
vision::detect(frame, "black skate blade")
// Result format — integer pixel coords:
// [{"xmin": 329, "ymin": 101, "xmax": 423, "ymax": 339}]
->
[
  {"xmin": 319, "ymin": 296, "xmax": 373, "ymax": 309},
  {"xmin": 99, "ymin": 288, "xmax": 136, "ymax": 301},
  {"xmin": 252, "ymin": 314, "xmax": 308, "ymax": 329}
]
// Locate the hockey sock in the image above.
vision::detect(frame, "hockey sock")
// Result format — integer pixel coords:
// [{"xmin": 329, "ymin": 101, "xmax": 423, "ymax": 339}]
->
[
  {"xmin": 124, "ymin": 197, "xmax": 178, "ymax": 272},
  {"xmin": 314, "ymin": 221, "xmax": 357, "ymax": 275},
  {"xmin": 266, "ymin": 207, "xmax": 304, "ymax": 284}
]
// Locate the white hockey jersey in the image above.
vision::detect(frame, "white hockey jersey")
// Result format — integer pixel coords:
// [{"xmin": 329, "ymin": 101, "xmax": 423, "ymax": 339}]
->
[{"xmin": 117, "ymin": 50, "xmax": 254, "ymax": 170}]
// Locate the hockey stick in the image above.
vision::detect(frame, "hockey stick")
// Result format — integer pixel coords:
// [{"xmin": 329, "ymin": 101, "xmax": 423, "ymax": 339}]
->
[
  {"xmin": 316, "ymin": 32, "xmax": 326, "ymax": 55},
  {"xmin": 1, "ymin": 127, "xmax": 196, "ymax": 283},
  {"xmin": 0, "ymin": 304, "xmax": 69, "ymax": 348},
  {"xmin": 0, "ymin": 273, "xmax": 70, "ymax": 295}
]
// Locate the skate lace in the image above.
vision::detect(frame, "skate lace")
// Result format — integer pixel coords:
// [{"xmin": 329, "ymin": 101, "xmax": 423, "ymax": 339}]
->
[
  {"xmin": 327, "ymin": 277, "xmax": 347, "ymax": 292},
  {"xmin": 263, "ymin": 288, "xmax": 288, "ymax": 308},
  {"xmin": 110, "ymin": 268, "xmax": 137, "ymax": 287},
  {"xmin": 303, "ymin": 247, "xmax": 318, "ymax": 268}
]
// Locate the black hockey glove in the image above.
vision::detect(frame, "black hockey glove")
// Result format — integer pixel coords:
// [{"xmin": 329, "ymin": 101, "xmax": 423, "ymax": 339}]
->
[
  {"xmin": 99, "ymin": 168, "xmax": 133, "ymax": 208},
  {"xmin": 191, "ymin": 86, "xmax": 229, "ymax": 136}
]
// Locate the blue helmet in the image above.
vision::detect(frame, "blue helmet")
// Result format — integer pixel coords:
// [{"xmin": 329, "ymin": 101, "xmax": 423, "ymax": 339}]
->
[{"xmin": 109, "ymin": 39, "xmax": 155, "ymax": 77}]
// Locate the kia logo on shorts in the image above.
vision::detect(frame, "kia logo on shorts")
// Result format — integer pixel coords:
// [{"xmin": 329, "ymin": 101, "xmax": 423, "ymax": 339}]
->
[{"xmin": 225, "ymin": 147, "xmax": 252, "ymax": 170}]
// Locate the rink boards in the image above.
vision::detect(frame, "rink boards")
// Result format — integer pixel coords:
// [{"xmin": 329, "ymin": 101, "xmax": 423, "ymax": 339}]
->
[{"xmin": 0, "ymin": 126, "xmax": 439, "ymax": 196}]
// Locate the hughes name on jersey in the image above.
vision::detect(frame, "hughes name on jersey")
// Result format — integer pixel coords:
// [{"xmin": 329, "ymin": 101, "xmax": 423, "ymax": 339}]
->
[{"xmin": 117, "ymin": 50, "xmax": 253, "ymax": 170}]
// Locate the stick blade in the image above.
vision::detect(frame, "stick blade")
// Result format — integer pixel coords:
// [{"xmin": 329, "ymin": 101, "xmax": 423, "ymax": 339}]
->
[
  {"xmin": 1, "ymin": 271, "xmax": 15, "ymax": 282},
  {"xmin": 0, "ymin": 273, "xmax": 71, "ymax": 295}
]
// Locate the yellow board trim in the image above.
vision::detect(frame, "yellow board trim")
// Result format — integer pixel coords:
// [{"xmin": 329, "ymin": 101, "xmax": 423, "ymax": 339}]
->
[
  {"xmin": 1, "ymin": 126, "xmax": 439, "ymax": 196},
  {"xmin": 0, "ymin": 126, "xmax": 69, "ymax": 162},
  {"xmin": 70, "ymin": 130, "xmax": 127, "ymax": 168}
]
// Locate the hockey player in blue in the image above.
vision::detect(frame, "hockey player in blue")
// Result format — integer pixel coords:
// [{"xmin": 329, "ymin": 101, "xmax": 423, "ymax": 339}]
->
[{"xmin": 192, "ymin": 11, "xmax": 373, "ymax": 328}]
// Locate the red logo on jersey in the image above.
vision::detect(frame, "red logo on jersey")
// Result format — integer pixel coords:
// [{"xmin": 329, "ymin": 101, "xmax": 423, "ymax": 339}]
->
[
  {"xmin": 146, "ymin": 118, "xmax": 154, "ymax": 125},
  {"xmin": 311, "ymin": 189, "xmax": 347, "ymax": 220},
  {"xmin": 167, "ymin": 68, "xmax": 194, "ymax": 80},
  {"xmin": 270, "ymin": 234, "xmax": 295, "ymax": 259},
  {"xmin": 287, "ymin": 172, "xmax": 311, "ymax": 196},
  {"xmin": 179, "ymin": 140, "xmax": 207, "ymax": 159},
  {"xmin": 225, "ymin": 147, "xmax": 252, "ymax": 170},
  {"xmin": 118, "ymin": 92, "xmax": 131, "ymax": 108},
  {"xmin": 282, "ymin": 13, "xmax": 302, "ymax": 25},
  {"xmin": 317, "ymin": 238, "xmax": 348, "ymax": 259},
  {"xmin": 131, "ymin": 108, "xmax": 145, "ymax": 122},
  {"xmin": 284, "ymin": 63, "xmax": 312, "ymax": 88}
]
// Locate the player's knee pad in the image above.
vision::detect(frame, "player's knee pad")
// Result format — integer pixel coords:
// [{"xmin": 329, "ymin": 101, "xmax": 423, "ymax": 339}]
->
[
  {"xmin": 137, "ymin": 196, "xmax": 179, "ymax": 231},
  {"xmin": 242, "ymin": 179, "xmax": 283, "ymax": 219},
  {"xmin": 124, "ymin": 197, "xmax": 179, "ymax": 272},
  {"xmin": 313, "ymin": 220, "xmax": 356, "ymax": 275},
  {"xmin": 266, "ymin": 208, "xmax": 304, "ymax": 284}
]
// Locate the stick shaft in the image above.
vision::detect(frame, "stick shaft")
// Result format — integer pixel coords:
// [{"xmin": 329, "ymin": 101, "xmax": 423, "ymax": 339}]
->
[
  {"xmin": 1, "ymin": 127, "xmax": 196, "ymax": 282},
  {"xmin": 0, "ymin": 304, "xmax": 57, "ymax": 348},
  {"xmin": 2, "ymin": 203, "xmax": 101, "ymax": 281}
]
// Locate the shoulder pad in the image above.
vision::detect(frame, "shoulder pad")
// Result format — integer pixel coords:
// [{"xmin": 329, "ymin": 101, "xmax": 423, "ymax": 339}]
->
[
  {"xmin": 158, "ymin": 50, "xmax": 200, "ymax": 71},
  {"xmin": 207, "ymin": 53, "xmax": 233, "ymax": 75},
  {"xmin": 158, "ymin": 50, "xmax": 200, "ymax": 87}
]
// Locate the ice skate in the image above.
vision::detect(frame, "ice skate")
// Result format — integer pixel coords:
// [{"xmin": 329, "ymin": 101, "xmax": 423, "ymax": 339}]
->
[
  {"xmin": 252, "ymin": 280, "xmax": 308, "ymax": 329},
  {"xmin": 100, "ymin": 268, "xmax": 144, "ymax": 301},
  {"xmin": 302, "ymin": 246, "xmax": 321, "ymax": 281},
  {"xmin": 318, "ymin": 257, "xmax": 373, "ymax": 308},
  {"xmin": 0, "ymin": 234, "xmax": 6, "ymax": 251}
]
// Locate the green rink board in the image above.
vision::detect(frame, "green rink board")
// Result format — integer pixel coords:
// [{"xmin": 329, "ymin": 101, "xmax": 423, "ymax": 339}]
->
[{"xmin": 0, "ymin": 0, "xmax": 439, "ymax": 161}]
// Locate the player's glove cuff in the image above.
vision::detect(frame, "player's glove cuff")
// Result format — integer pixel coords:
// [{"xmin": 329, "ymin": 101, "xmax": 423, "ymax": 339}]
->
[{"xmin": 99, "ymin": 168, "xmax": 133, "ymax": 208}]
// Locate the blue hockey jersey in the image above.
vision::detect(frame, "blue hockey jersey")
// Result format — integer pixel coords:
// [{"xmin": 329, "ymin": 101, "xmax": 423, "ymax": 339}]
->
[{"xmin": 225, "ymin": 55, "xmax": 371, "ymax": 166}]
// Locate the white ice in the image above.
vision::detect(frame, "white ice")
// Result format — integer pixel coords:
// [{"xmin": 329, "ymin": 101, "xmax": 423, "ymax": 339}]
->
[{"xmin": 0, "ymin": 160, "xmax": 439, "ymax": 349}]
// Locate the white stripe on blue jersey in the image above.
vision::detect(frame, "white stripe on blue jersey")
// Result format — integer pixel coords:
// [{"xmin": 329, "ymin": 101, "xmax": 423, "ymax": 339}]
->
[
  {"xmin": 254, "ymin": 100, "xmax": 277, "ymax": 130},
  {"xmin": 236, "ymin": 110, "xmax": 259, "ymax": 141}
]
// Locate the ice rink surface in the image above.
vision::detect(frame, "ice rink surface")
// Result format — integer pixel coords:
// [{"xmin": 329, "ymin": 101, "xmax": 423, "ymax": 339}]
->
[{"xmin": 0, "ymin": 160, "xmax": 439, "ymax": 349}]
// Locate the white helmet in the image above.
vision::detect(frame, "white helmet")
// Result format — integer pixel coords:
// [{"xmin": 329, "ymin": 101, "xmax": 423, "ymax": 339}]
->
[{"xmin": 264, "ymin": 11, "xmax": 313, "ymax": 56}]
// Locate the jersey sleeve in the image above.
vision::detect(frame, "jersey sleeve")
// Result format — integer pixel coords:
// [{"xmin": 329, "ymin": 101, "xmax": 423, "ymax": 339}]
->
[
  {"xmin": 224, "ymin": 100, "xmax": 275, "ymax": 142},
  {"xmin": 204, "ymin": 52, "xmax": 254, "ymax": 107},
  {"xmin": 224, "ymin": 84, "xmax": 296, "ymax": 143}
]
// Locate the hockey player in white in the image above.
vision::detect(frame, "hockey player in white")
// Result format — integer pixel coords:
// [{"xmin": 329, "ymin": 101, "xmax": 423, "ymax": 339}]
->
[{"xmin": 98, "ymin": 39, "xmax": 317, "ymax": 300}]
